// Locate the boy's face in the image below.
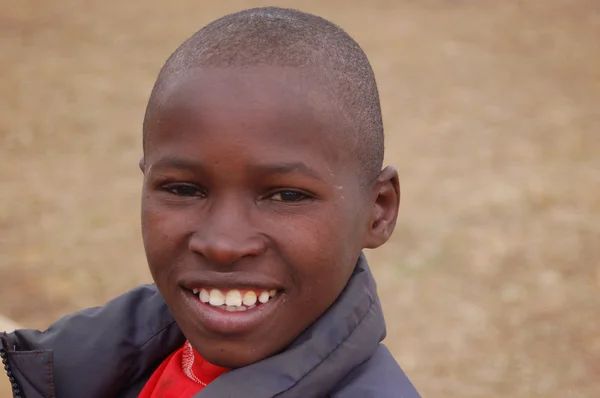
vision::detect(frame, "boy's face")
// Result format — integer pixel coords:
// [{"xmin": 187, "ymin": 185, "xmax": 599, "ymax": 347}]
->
[{"xmin": 141, "ymin": 66, "xmax": 399, "ymax": 367}]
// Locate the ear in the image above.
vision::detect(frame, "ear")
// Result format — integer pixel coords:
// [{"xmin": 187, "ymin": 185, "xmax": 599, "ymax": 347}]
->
[
  {"xmin": 363, "ymin": 166, "xmax": 400, "ymax": 249},
  {"xmin": 139, "ymin": 157, "xmax": 146, "ymax": 173}
]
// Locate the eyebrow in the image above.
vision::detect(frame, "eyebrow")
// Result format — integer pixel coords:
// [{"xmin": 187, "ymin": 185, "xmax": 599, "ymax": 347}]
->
[
  {"xmin": 149, "ymin": 157, "xmax": 324, "ymax": 181},
  {"xmin": 248, "ymin": 162, "xmax": 324, "ymax": 181},
  {"xmin": 149, "ymin": 157, "xmax": 202, "ymax": 172}
]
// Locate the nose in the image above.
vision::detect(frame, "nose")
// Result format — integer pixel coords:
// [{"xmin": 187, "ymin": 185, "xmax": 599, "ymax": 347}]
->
[{"xmin": 188, "ymin": 200, "xmax": 267, "ymax": 266}]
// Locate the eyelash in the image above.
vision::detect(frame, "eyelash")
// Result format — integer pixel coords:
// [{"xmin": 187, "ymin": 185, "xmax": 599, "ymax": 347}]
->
[
  {"xmin": 161, "ymin": 184, "xmax": 206, "ymax": 198},
  {"xmin": 268, "ymin": 190, "xmax": 311, "ymax": 202},
  {"xmin": 160, "ymin": 184, "xmax": 312, "ymax": 203}
]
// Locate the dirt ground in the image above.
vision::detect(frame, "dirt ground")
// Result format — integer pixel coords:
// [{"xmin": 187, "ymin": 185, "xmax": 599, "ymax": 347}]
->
[{"xmin": 1, "ymin": 1, "xmax": 599, "ymax": 397}]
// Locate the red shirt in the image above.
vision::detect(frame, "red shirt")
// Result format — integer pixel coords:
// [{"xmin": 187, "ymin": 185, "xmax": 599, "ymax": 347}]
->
[{"xmin": 138, "ymin": 341, "xmax": 229, "ymax": 398}]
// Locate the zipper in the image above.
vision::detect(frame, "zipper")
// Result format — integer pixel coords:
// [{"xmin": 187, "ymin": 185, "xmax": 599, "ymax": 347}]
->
[{"xmin": 1, "ymin": 335, "xmax": 23, "ymax": 398}]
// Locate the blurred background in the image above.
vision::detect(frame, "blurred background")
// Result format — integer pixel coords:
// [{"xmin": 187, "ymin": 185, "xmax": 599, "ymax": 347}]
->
[{"xmin": 1, "ymin": 0, "xmax": 599, "ymax": 396}]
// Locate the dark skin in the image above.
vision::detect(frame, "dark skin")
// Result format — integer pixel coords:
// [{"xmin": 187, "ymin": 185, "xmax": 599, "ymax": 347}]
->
[{"xmin": 140, "ymin": 66, "xmax": 400, "ymax": 368}]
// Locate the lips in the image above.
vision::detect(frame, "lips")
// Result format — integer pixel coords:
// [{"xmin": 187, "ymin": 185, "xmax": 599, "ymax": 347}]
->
[{"xmin": 180, "ymin": 285, "xmax": 282, "ymax": 335}]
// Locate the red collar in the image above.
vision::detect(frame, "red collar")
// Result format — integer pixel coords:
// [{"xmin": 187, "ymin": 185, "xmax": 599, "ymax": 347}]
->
[{"xmin": 139, "ymin": 341, "xmax": 229, "ymax": 398}]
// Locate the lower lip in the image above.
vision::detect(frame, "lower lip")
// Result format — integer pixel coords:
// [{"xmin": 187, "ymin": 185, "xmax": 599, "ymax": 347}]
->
[{"xmin": 181, "ymin": 289, "xmax": 281, "ymax": 335}]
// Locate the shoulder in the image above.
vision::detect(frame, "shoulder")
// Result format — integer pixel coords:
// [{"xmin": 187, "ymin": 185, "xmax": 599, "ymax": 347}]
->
[
  {"xmin": 10, "ymin": 284, "xmax": 171, "ymax": 346},
  {"xmin": 7, "ymin": 284, "xmax": 182, "ymax": 365},
  {"xmin": 330, "ymin": 344, "xmax": 421, "ymax": 398},
  {"xmin": 2, "ymin": 285, "xmax": 184, "ymax": 398}
]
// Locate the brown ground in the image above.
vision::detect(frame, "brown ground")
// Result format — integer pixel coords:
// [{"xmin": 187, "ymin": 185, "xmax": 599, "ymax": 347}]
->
[{"xmin": 1, "ymin": 1, "xmax": 599, "ymax": 397}]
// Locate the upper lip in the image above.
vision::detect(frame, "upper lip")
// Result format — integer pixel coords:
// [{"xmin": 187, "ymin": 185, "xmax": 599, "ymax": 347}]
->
[{"xmin": 178, "ymin": 271, "xmax": 283, "ymax": 291}]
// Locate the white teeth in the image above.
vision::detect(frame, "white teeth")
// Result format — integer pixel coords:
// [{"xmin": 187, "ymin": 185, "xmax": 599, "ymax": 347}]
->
[
  {"xmin": 192, "ymin": 288, "xmax": 199, "ymax": 295},
  {"xmin": 209, "ymin": 289, "xmax": 225, "ymax": 306},
  {"xmin": 242, "ymin": 291, "xmax": 257, "ymax": 306},
  {"xmin": 199, "ymin": 289, "xmax": 210, "ymax": 303},
  {"xmin": 225, "ymin": 290, "xmax": 242, "ymax": 306},
  {"xmin": 258, "ymin": 291, "xmax": 270, "ymax": 304},
  {"xmin": 199, "ymin": 288, "xmax": 278, "ymax": 307}
]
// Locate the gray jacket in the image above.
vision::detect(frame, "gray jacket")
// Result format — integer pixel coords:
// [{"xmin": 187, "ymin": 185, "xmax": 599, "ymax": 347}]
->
[{"xmin": 1, "ymin": 257, "xmax": 420, "ymax": 397}]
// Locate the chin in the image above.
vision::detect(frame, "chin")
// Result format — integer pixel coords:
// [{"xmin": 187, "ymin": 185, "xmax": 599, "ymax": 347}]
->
[{"xmin": 197, "ymin": 342, "xmax": 274, "ymax": 368}]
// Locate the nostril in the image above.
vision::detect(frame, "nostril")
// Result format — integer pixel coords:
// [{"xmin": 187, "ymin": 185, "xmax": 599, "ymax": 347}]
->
[{"xmin": 188, "ymin": 233, "xmax": 266, "ymax": 265}]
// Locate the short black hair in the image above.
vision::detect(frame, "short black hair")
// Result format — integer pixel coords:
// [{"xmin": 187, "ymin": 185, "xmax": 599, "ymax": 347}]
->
[{"xmin": 143, "ymin": 7, "xmax": 384, "ymax": 184}]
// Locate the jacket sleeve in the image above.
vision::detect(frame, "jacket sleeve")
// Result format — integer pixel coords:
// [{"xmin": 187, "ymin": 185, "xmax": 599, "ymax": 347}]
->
[{"xmin": 330, "ymin": 344, "xmax": 421, "ymax": 398}]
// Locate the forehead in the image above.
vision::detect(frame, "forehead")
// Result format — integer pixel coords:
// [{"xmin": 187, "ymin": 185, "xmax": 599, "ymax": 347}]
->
[{"xmin": 145, "ymin": 66, "xmax": 353, "ymax": 169}]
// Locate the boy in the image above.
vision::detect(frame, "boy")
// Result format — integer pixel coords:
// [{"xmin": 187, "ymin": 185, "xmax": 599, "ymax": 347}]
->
[{"xmin": 1, "ymin": 7, "xmax": 420, "ymax": 398}]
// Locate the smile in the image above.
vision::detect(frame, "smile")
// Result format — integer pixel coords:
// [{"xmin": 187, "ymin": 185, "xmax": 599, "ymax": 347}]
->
[
  {"xmin": 192, "ymin": 288, "xmax": 278, "ymax": 312},
  {"xmin": 181, "ymin": 285, "xmax": 282, "ymax": 335}
]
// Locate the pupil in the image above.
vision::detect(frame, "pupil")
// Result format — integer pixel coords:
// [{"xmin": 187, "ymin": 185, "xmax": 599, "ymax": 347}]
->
[
  {"xmin": 178, "ymin": 186, "xmax": 197, "ymax": 196},
  {"xmin": 282, "ymin": 191, "xmax": 302, "ymax": 201}
]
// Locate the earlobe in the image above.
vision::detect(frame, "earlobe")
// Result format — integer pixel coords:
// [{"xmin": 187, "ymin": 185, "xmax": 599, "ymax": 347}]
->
[
  {"xmin": 139, "ymin": 157, "xmax": 146, "ymax": 173},
  {"xmin": 363, "ymin": 166, "xmax": 400, "ymax": 249}
]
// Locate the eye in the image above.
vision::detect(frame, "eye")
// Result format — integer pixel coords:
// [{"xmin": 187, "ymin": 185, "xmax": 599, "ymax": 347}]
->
[
  {"xmin": 269, "ymin": 190, "xmax": 310, "ymax": 202},
  {"xmin": 162, "ymin": 184, "xmax": 206, "ymax": 198}
]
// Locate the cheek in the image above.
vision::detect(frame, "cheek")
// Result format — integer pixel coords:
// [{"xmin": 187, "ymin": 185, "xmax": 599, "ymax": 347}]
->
[
  {"xmin": 141, "ymin": 199, "xmax": 190, "ymax": 276},
  {"xmin": 277, "ymin": 203, "xmax": 361, "ymax": 294}
]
